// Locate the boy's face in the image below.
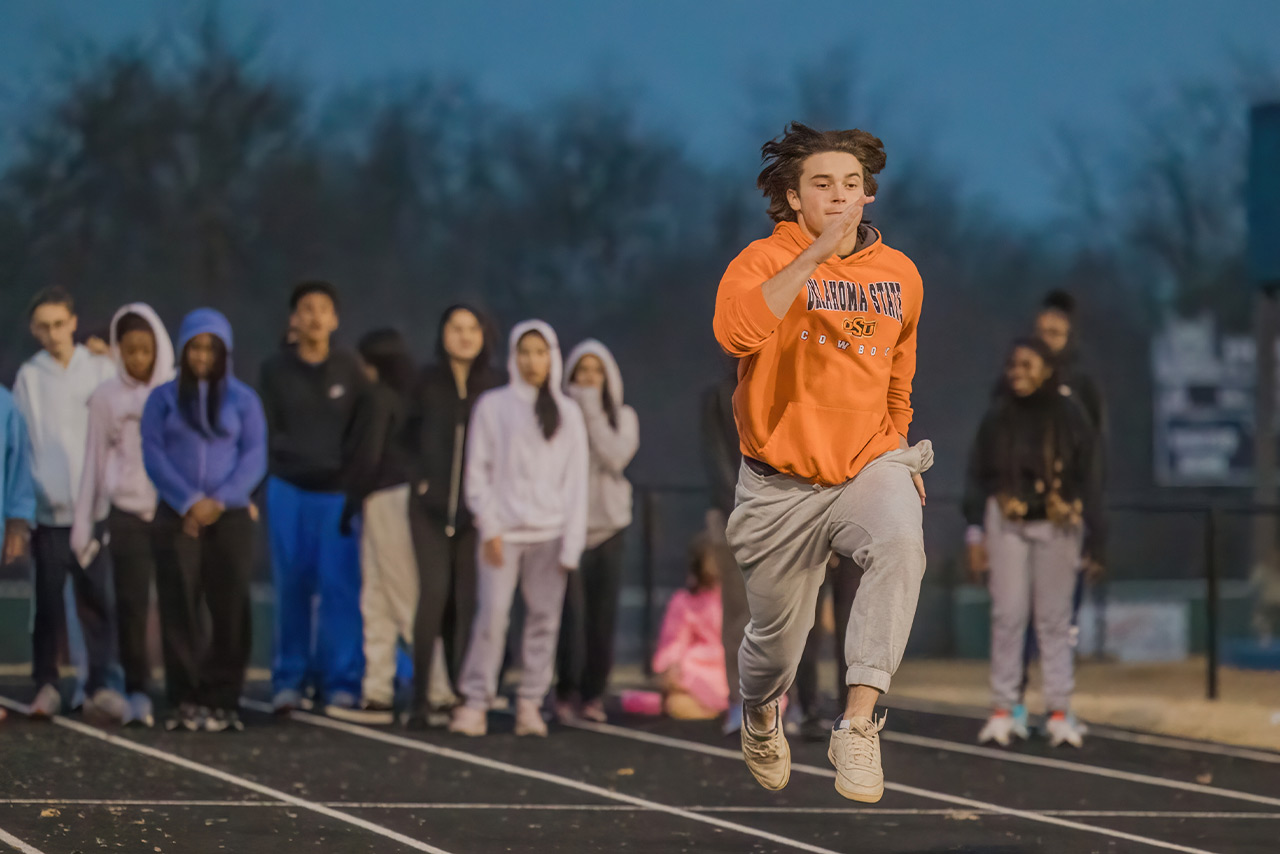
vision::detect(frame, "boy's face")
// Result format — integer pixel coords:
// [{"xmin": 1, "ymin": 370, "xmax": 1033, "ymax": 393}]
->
[
  {"xmin": 291, "ymin": 293, "xmax": 339, "ymax": 345},
  {"xmin": 516, "ymin": 332, "xmax": 551, "ymax": 388},
  {"xmin": 30, "ymin": 303, "xmax": 77, "ymax": 359},
  {"xmin": 787, "ymin": 151, "xmax": 868, "ymax": 240},
  {"xmin": 1035, "ymin": 310, "xmax": 1071, "ymax": 355},
  {"xmin": 119, "ymin": 329, "xmax": 157, "ymax": 384}
]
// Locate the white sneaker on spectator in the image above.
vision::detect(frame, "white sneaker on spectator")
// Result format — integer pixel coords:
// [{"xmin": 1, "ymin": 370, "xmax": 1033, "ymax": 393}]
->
[
  {"xmin": 449, "ymin": 704, "xmax": 487, "ymax": 736},
  {"xmin": 515, "ymin": 699, "xmax": 548, "ymax": 737},
  {"xmin": 84, "ymin": 688, "xmax": 129, "ymax": 725},
  {"xmin": 29, "ymin": 684, "xmax": 61, "ymax": 719},
  {"xmin": 740, "ymin": 701, "xmax": 790, "ymax": 791},
  {"xmin": 1046, "ymin": 713, "xmax": 1085, "ymax": 748},
  {"xmin": 978, "ymin": 712, "xmax": 1015, "ymax": 747}
]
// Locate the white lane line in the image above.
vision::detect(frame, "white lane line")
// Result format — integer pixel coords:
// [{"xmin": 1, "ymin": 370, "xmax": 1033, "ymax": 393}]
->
[
  {"xmin": 0, "ymin": 827, "xmax": 45, "ymax": 854},
  {"xmin": 883, "ymin": 731, "xmax": 1280, "ymax": 808},
  {"xmin": 880, "ymin": 695, "xmax": 1280, "ymax": 764},
  {"xmin": 1, "ymin": 798, "xmax": 1277, "ymax": 820},
  {"xmin": 0, "ymin": 696, "xmax": 453, "ymax": 854},
  {"xmin": 566, "ymin": 720, "xmax": 1225, "ymax": 854},
  {"xmin": 257, "ymin": 703, "xmax": 846, "ymax": 854}
]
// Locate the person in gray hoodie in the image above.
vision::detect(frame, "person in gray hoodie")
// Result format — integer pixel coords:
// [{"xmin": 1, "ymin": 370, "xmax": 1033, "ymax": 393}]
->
[
  {"xmin": 71, "ymin": 303, "xmax": 175, "ymax": 727},
  {"xmin": 554, "ymin": 339, "xmax": 639, "ymax": 724},
  {"xmin": 14, "ymin": 287, "xmax": 125, "ymax": 722}
]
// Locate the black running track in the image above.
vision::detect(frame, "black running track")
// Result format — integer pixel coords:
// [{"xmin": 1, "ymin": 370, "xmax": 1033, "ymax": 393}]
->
[{"xmin": 1, "ymin": 682, "xmax": 1277, "ymax": 854}]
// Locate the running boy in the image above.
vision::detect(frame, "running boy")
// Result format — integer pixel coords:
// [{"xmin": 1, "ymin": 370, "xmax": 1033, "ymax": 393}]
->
[{"xmin": 713, "ymin": 123, "xmax": 932, "ymax": 803}]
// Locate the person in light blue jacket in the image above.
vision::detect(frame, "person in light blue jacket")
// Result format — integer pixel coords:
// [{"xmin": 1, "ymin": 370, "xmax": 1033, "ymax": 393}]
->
[
  {"xmin": 0, "ymin": 385, "xmax": 36, "ymax": 725},
  {"xmin": 141, "ymin": 308, "xmax": 266, "ymax": 734}
]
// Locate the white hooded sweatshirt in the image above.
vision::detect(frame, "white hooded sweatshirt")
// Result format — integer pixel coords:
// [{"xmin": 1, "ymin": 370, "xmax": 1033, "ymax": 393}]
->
[
  {"xmin": 70, "ymin": 304, "xmax": 176, "ymax": 558},
  {"xmin": 13, "ymin": 344, "xmax": 116, "ymax": 527},
  {"xmin": 563, "ymin": 339, "xmax": 639, "ymax": 548},
  {"xmin": 465, "ymin": 320, "xmax": 590, "ymax": 569}
]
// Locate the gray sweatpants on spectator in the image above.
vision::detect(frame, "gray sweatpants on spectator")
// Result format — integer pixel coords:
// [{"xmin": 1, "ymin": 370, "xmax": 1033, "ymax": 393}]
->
[
  {"xmin": 458, "ymin": 538, "xmax": 567, "ymax": 710},
  {"xmin": 984, "ymin": 498, "xmax": 1082, "ymax": 712},
  {"xmin": 727, "ymin": 442, "xmax": 933, "ymax": 706}
]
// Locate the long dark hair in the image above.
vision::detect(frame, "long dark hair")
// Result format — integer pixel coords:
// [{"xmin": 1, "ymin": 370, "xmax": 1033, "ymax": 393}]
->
[
  {"xmin": 358, "ymin": 328, "xmax": 415, "ymax": 396},
  {"xmin": 435, "ymin": 303, "xmax": 499, "ymax": 396},
  {"xmin": 519, "ymin": 330, "xmax": 560, "ymax": 440},
  {"xmin": 178, "ymin": 336, "xmax": 229, "ymax": 435},
  {"xmin": 570, "ymin": 356, "xmax": 618, "ymax": 429}
]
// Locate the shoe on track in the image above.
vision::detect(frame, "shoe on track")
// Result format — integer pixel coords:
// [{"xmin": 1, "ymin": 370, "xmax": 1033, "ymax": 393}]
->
[
  {"xmin": 580, "ymin": 699, "xmax": 608, "ymax": 724},
  {"xmin": 29, "ymin": 684, "xmax": 62, "ymax": 720},
  {"xmin": 325, "ymin": 698, "xmax": 393, "ymax": 725},
  {"xmin": 127, "ymin": 692, "xmax": 155, "ymax": 728},
  {"xmin": 84, "ymin": 688, "xmax": 130, "ymax": 725},
  {"xmin": 741, "ymin": 701, "xmax": 790, "ymax": 791},
  {"xmin": 829, "ymin": 714, "xmax": 886, "ymax": 803},
  {"xmin": 1010, "ymin": 703, "xmax": 1030, "ymax": 741},
  {"xmin": 449, "ymin": 704, "xmax": 487, "ymax": 736},
  {"xmin": 515, "ymin": 699, "xmax": 549, "ymax": 737},
  {"xmin": 979, "ymin": 712, "xmax": 1015, "ymax": 747},
  {"xmin": 204, "ymin": 708, "xmax": 245, "ymax": 733},
  {"xmin": 1046, "ymin": 713, "xmax": 1084, "ymax": 748},
  {"xmin": 272, "ymin": 689, "xmax": 302, "ymax": 715}
]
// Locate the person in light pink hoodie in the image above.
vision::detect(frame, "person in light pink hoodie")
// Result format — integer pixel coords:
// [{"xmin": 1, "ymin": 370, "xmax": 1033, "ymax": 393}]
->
[
  {"xmin": 71, "ymin": 303, "xmax": 175, "ymax": 727},
  {"xmin": 653, "ymin": 533, "xmax": 730, "ymax": 720}
]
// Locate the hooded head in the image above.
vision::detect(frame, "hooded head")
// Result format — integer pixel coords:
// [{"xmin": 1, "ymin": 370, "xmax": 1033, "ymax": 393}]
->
[
  {"xmin": 509, "ymin": 319, "xmax": 564, "ymax": 440},
  {"xmin": 109, "ymin": 303, "xmax": 174, "ymax": 390},
  {"xmin": 564, "ymin": 338, "xmax": 624, "ymax": 428},
  {"xmin": 175, "ymin": 308, "xmax": 234, "ymax": 437}
]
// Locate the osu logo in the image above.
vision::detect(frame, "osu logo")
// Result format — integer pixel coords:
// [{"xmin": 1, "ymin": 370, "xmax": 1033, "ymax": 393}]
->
[{"xmin": 842, "ymin": 317, "xmax": 878, "ymax": 338}]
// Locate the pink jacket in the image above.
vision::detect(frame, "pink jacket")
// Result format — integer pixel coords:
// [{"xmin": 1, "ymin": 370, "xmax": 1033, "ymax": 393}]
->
[{"xmin": 651, "ymin": 587, "xmax": 729, "ymax": 713}]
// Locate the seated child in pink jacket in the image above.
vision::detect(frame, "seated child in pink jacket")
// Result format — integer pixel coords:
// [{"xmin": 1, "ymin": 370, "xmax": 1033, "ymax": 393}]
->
[{"xmin": 651, "ymin": 533, "xmax": 729, "ymax": 720}]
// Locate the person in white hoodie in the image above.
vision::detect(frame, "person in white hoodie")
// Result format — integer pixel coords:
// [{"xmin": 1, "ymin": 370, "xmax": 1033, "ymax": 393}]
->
[
  {"xmin": 13, "ymin": 287, "xmax": 125, "ymax": 721},
  {"xmin": 553, "ymin": 340, "xmax": 639, "ymax": 724},
  {"xmin": 70, "ymin": 304, "xmax": 175, "ymax": 727},
  {"xmin": 449, "ymin": 320, "xmax": 589, "ymax": 738}
]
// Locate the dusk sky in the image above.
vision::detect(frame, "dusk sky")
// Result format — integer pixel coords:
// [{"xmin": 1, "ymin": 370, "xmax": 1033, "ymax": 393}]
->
[{"xmin": 2, "ymin": 0, "xmax": 1279, "ymax": 223}]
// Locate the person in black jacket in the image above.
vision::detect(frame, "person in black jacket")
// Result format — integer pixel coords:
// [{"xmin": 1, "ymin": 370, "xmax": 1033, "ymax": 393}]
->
[
  {"xmin": 964, "ymin": 337, "xmax": 1104, "ymax": 749},
  {"xmin": 404, "ymin": 304, "xmax": 504, "ymax": 728},
  {"xmin": 701, "ymin": 358, "xmax": 750, "ymax": 736},
  {"xmin": 329, "ymin": 328, "xmax": 419, "ymax": 725},
  {"xmin": 260, "ymin": 281, "xmax": 370, "ymax": 715}
]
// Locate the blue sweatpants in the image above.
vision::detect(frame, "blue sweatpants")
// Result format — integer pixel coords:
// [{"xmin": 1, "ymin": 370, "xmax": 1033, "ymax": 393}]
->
[{"xmin": 267, "ymin": 476, "xmax": 364, "ymax": 700}]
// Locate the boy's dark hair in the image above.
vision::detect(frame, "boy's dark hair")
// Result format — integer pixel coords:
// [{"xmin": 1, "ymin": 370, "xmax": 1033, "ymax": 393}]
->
[
  {"xmin": 290, "ymin": 280, "xmax": 340, "ymax": 312},
  {"xmin": 114, "ymin": 312, "xmax": 154, "ymax": 340},
  {"xmin": 758, "ymin": 123, "xmax": 887, "ymax": 223},
  {"xmin": 1040, "ymin": 289, "xmax": 1076, "ymax": 319},
  {"xmin": 28, "ymin": 286, "xmax": 75, "ymax": 319}
]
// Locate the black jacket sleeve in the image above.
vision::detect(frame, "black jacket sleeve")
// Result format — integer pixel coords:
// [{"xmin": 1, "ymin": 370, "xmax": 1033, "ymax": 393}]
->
[
  {"xmin": 962, "ymin": 409, "xmax": 999, "ymax": 527},
  {"xmin": 1065, "ymin": 397, "xmax": 1106, "ymax": 563}
]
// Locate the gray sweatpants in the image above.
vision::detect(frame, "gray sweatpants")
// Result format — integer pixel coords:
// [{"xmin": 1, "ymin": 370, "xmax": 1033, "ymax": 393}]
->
[
  {"xmin": 984, "ymin": 498, "xmax": 1082, "ymax": 712},
  {"xmin": 457, "ymin": 538, "xmax": 567, "ymax": 710},
  {"xmin": 360, "ymin": 485, "xmax": 419, "ymax": 706},
  {"xmin": 727, "ymin": 442, "xmax": 933, "ymax": 706}
]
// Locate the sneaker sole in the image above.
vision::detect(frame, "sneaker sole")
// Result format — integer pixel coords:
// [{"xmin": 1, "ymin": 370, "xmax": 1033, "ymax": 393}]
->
[
  {"xmin": 515, "ymin": 726, "xmax": 548, "ymax": 737},
  {"xmin": 448, "ymin": 727, "xmax": 487, "ymax": 736},
  {"xmin": 324, "ymin": 705, "xmax": 394, "ymax": 725},
  {"xmin": 828, "ymin": 746, "xmax": 885, "ymax": 803}
]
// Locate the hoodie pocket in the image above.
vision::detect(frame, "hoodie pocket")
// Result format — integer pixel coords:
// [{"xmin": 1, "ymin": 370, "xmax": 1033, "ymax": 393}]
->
[{"xmin": 759, "ymin": 402, "xmax": 886, "ymax": 480}]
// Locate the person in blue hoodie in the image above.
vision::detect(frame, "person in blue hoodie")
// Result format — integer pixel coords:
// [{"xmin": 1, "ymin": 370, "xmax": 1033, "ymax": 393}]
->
[
  {"xmin": 1, "ymin": 385, "xmax": 36, "ymax": 724},
  {"xmin": 141, "ymin": 309, "xmax": 267, "ymax": 733}
]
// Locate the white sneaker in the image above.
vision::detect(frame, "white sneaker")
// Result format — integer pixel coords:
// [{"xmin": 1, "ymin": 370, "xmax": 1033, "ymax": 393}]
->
[
  {"xmin": 449, "ymin": 704, "xmax": 488, "ymax": 736},
  {"xmin": 29, "ymin": 684, "xmax": 62, "ymax": 719},
  {"xmin": 829, "ymin": 714, "xmax": 886, "ymax": 803},
  {"xmin": 514, "ymin": 699, "xmax": 548, "ymax": 737},
  {"xmin": 978, "ymin": 713, "xmax": 1015, "ymax": 747},
  {"xmin": 740, "ymin": 701, "xmax": 790, "ymax": 791},
  {"xmin": 1046, "ymin": 714, "xmax": 1084, "ymax": 748},
  {"xmin": 84, "ymin": 688, "xmax": 130, "ymax": 725},
  {"xmin": 127, "ymin": 693, "xmax": 155, "ymax": 728}
]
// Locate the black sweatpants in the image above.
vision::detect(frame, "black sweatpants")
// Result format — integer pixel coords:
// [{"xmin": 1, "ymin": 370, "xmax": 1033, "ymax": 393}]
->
[
  {"xmin": 409, "ymin": 501, "xmax": 477, "ymax": 712},
  {"xmin": 152, "ymin": 504, "xmax": 254, "ymax": 711},
  {"xmin": 31, "ymin": 526, "xmax": 118, "ymax": 694},
  {"xmin": 793, "ymin": 556, "xmax": 863, "ymax": 717},
  {"xmin": 107, "ymin": 507, "xmax": 159, "ymax": 695},
  {"xmin": 556, "ymin": 530, "xmax": 626, "ymax": 704}
]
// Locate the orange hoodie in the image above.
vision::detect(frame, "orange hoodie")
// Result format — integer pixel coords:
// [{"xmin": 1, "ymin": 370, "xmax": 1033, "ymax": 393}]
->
[{"xmin": 713, "ymin": 221, "xmax": 923, "ymax": 486}]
